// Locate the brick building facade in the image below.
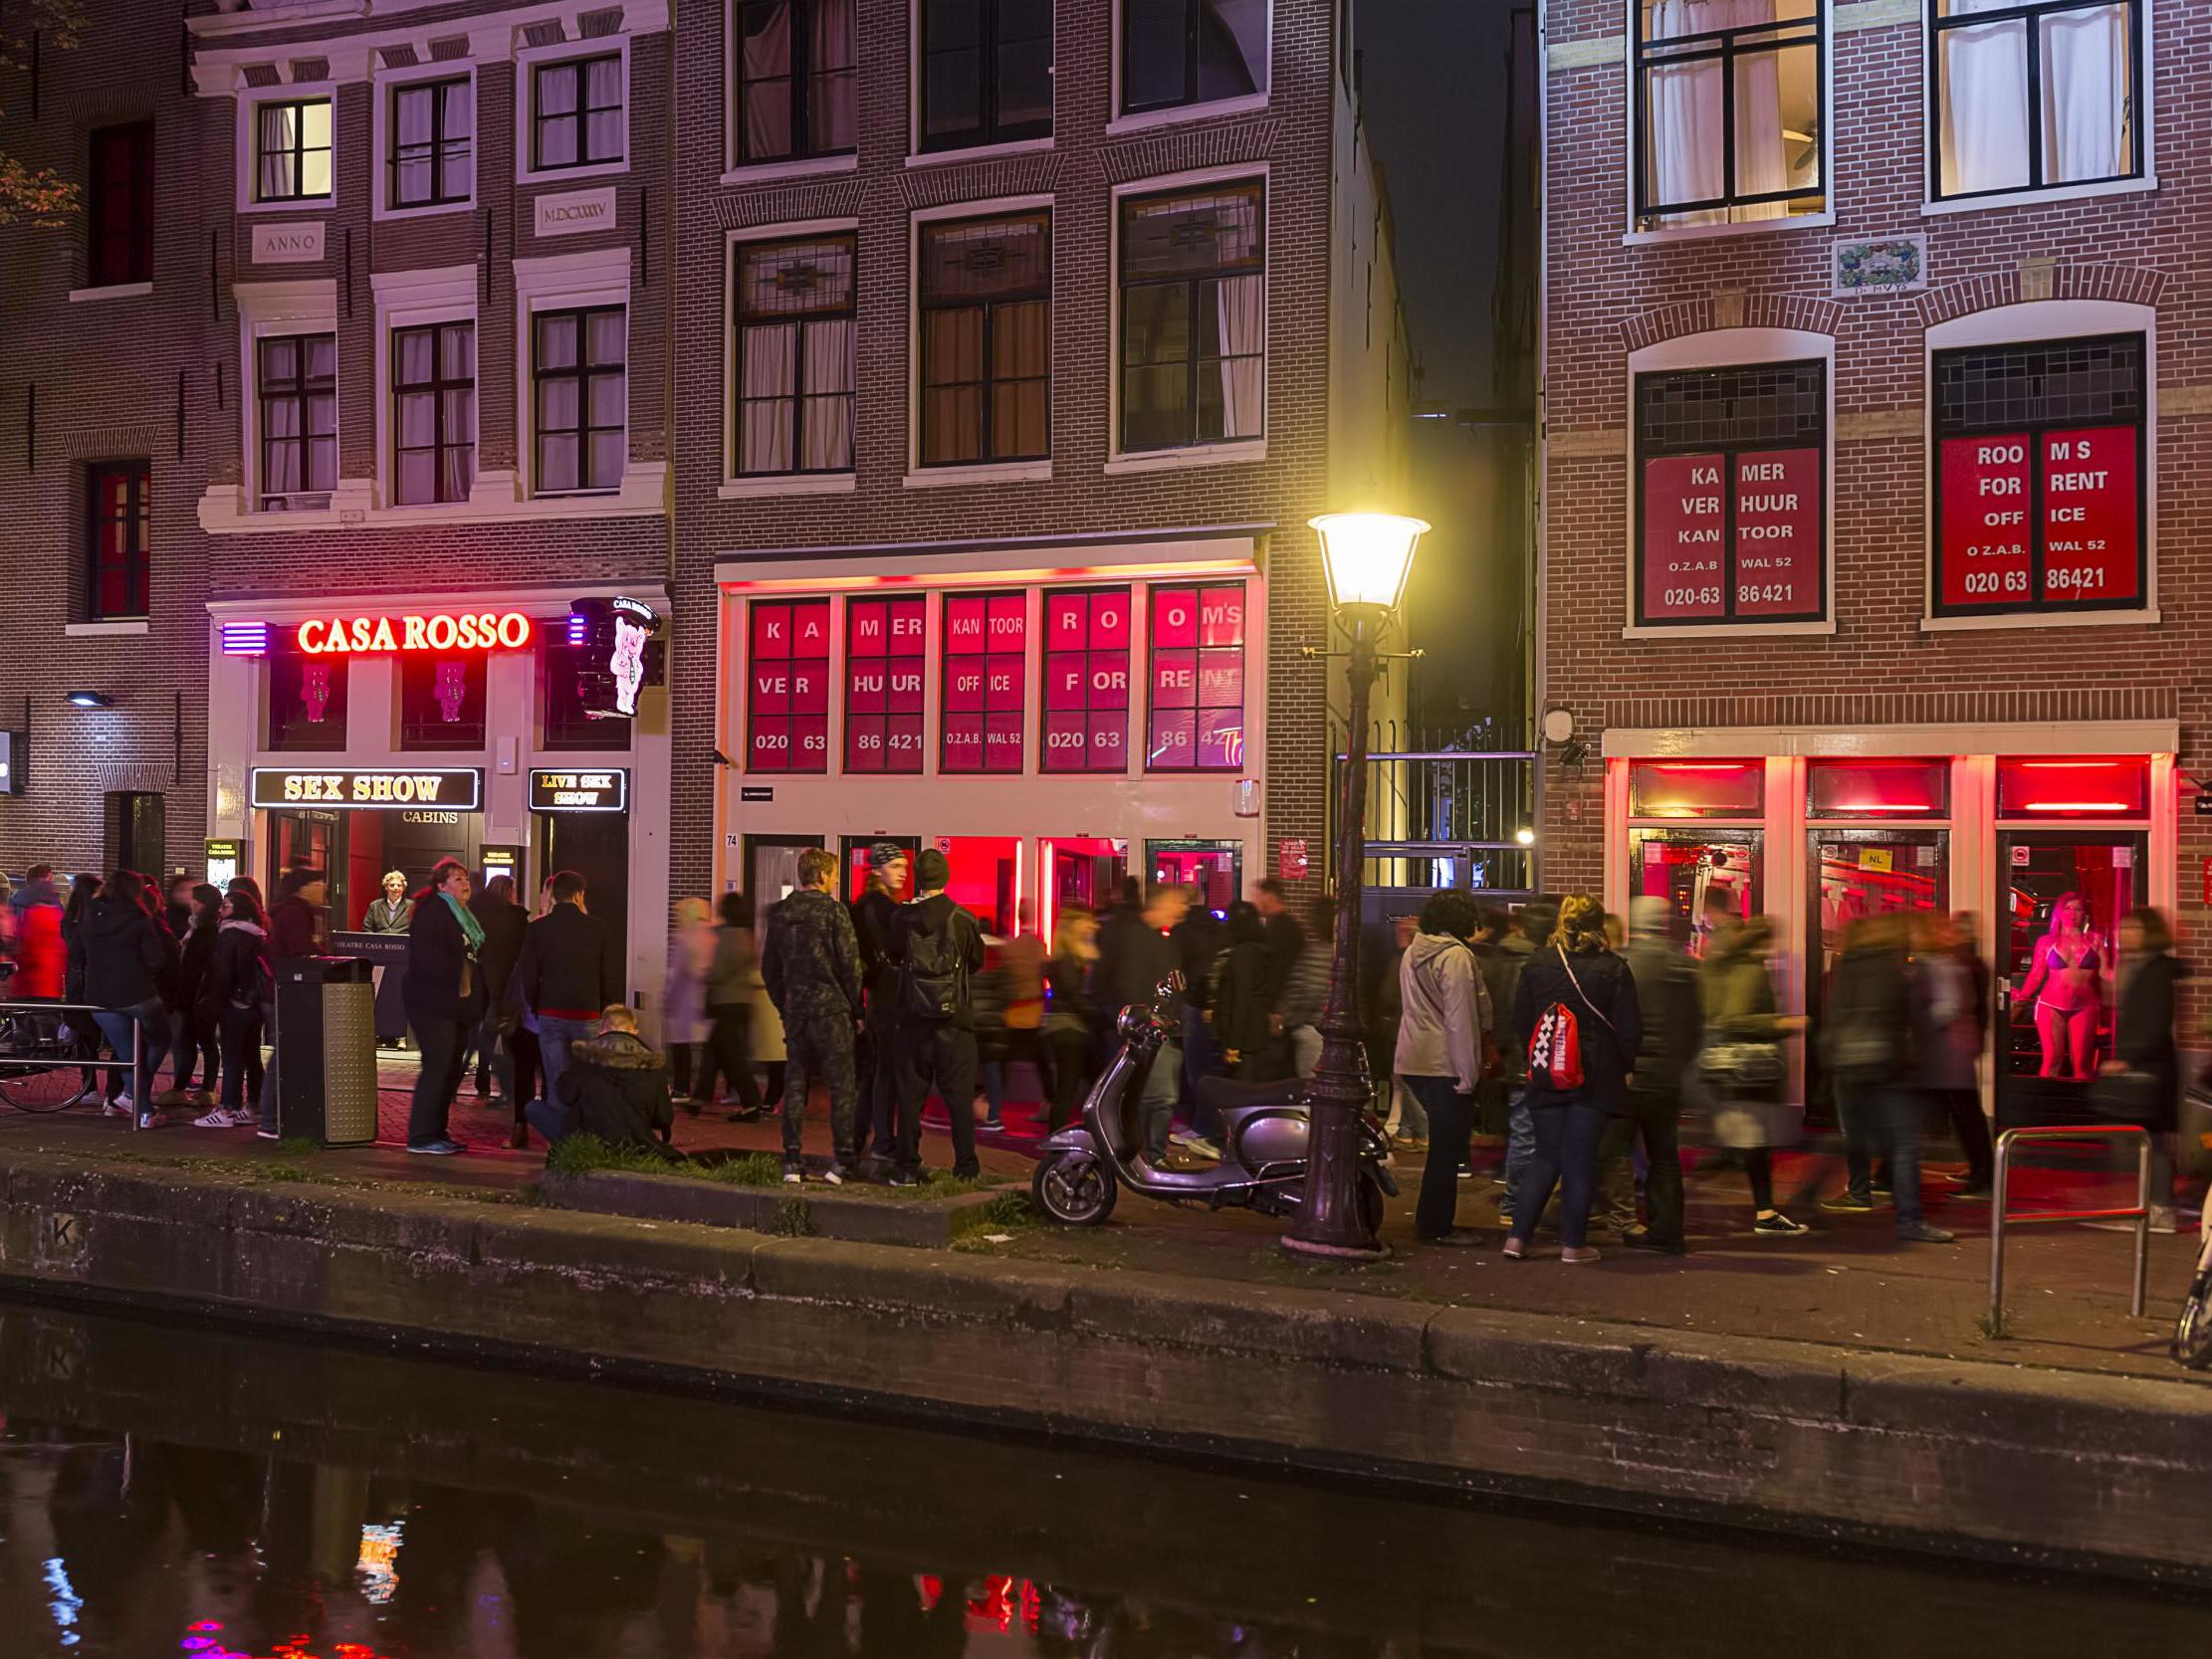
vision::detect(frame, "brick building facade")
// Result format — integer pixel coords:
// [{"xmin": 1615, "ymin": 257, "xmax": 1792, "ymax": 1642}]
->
[
  {"xmin": 0, "ymin": 0, "xmax": 1404, "ymax": 1021},
  {"xmin": 1540, "ymin": 0, "xmax": 2206, "ymax": 1123}
]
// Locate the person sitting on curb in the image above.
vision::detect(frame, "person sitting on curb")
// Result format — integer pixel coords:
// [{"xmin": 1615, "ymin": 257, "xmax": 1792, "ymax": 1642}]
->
[{"xmin": 529, "ymin": 1004, "xmax": 678, "ymax": 1159}]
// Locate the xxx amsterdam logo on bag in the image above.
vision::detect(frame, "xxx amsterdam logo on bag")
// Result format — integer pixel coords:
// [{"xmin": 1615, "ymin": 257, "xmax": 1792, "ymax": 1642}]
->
[{"xmin": 1528, "ymin": 999, "xmax": 1586, "ymax": 1090}]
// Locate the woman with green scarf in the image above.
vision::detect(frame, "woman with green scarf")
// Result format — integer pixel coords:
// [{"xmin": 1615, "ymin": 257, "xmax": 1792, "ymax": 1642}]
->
[{"xmin": 401, "ymin": 857, "xmax": 486, "ymax": 1154}]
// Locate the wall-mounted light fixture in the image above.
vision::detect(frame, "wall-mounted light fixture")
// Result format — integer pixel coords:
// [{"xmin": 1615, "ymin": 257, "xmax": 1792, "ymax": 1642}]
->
[{"xmin": 65, "ymin": 691, "xmax": 113, "ymax": 709}]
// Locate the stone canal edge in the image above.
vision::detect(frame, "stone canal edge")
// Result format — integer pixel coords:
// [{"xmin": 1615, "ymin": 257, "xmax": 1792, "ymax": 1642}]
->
[{"xmin": 2, "ymin": 1148, "xmax": 2206, "ymax": 1582}]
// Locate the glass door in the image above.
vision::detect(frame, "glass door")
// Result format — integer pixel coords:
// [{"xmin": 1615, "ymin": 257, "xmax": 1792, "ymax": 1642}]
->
[
  {"xmin": 743, "ymin": 835, "xmax": 823, "ymax": 943},
  {"xmin": 1805, "ymin": 828, "xmax": 1950, "ymax": 1126},
  {"xmin": 1627, "ymin": 827, "xmax": 1763, "ymax": 958},
  {"xmin": 1147, "ymin": 838, "xmax": 1241, "ymax": 917},
  {"xmin": 1994, "ymin": 830, "xmax": 2144, "ymax": 1129},
  {"xmin": 841, "ymin": 834, "xmax": 918, "ymax": 905}
]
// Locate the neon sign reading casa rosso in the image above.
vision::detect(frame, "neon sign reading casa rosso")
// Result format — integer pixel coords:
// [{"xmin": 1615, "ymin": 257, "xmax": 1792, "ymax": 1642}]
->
[{"xmin": 295, "ymin": 611, "xmax": 535, "ymax": 655}]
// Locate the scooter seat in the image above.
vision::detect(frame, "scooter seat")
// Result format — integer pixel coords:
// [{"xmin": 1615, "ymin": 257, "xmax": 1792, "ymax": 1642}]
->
[{"xmin": 1195, "ymin": 1073, "xmax": 1308, "ymax": 1117}]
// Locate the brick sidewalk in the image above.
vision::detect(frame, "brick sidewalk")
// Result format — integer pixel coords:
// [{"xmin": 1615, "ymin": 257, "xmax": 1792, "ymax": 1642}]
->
[{"xmin": 5, "ymin": 1061, "xmax": 2203, "ymax": 1388}]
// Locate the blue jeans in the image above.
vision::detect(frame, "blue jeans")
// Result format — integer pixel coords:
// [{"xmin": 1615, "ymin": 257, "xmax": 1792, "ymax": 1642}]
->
[
  {"xmin": 1181, "ymin": 1005, "xmax": 1220, "ymax": 1132},
  {"xmin": 536, "ymin": 1015, "xmax": 598, "ymax": 1111},
  {"xmin": 93, "ymin": 1000, "xmax": 171, "ymax": 1112},
  {"xmin": 1404, "ymin": 1075, "xmax": 1475, "ymax": 1238},
  {"xmin": 1508, "ymin": 1094, "xmax": 1613, "ymax": 1249},
  {"xmin": 1838, "ymin": 1081, "xmax": 1924, "ymax": 1230},
  {"xmin": 1501, "ymin": 1085, "xmax": 1533, "ymax": 1206},
  {"xmin": 524, "ymin": 1096, "xmax": 575, "ymax": 1147}
]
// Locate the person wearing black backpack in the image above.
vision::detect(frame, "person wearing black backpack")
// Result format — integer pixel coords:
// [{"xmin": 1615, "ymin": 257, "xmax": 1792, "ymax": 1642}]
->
[
  {"xmin": 885, "ymin": 849, "xmax": 986, "ymax": 1184},
  {"xmin": 1504, "ymin": 895, "xmax": 1642, "ymax": 1263}
]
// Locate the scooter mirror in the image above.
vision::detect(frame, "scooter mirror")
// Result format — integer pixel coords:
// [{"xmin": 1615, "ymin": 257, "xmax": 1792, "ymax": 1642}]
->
[{"xmin": 1153, "ymin": 969, "xmax": 1186, "ymax": 1000}]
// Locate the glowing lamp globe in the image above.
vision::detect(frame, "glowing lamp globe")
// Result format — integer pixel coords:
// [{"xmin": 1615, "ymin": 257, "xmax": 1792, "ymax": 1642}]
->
[{"xmin": 1309, "ymin": 512, "xmax": 1429, "ymax": 613}]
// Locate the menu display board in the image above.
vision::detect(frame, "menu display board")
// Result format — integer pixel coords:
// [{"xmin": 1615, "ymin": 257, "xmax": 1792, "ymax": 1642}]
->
[
  {"xmin": 1147, "ymin": 582, "xmax": 1246, "ymax": 771},
  {"xmin": 748, "ymin": 598, "xmax": 830, "ymax": 772},
  {"xmin": 1042, "ymin": 588, "xmax": 1131, "ymax": 773},
  {"xmin": 844, "ymin": 595, "xmax": 926, "ymax": 774},
  {"xmin": 1936, "ymin": 425, "xmax": 2138, "ymax": 613},
  {"xmin": 943, "ymin": 592, "xmax": 1026, "ymax": 773},
  {"xmin": 1639, "ymin": 447, "xmax": 1823, "ymax": 624}
]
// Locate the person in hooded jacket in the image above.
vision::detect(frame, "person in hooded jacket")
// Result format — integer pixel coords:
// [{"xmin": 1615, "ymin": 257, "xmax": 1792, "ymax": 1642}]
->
[
  {"xmin": 1505, "ymin": 895, "xmax": 1641, "ymax": 1263},
  {"xmin": 81, "ymin": 869, "xmax": 178, "ymax": 1128},
  {"xmin": 61, "ymin": 874, "xmax": 109, "ymax": 1106},
  {"xmin": 536, "ymin": 1004, "xmax": 678, "ymax": 1156},
  {"xmin": 170, "ymin": 884, "xmax": 223, "ymax": 1107},
  {"xmin": 1395, "ymin": 890, "xmax": 1494, "ymax": 1246},
  {"xmin": 885, "ymin": 849, "xmax": 987, "ymax": 1183},
  {"xmin": 1207, "ymin": 904, "xmax": 1276, "ymax": 1081},
  {"xmin": 199, "ymin": 888, "xmax": 271, "ymax": 1127},
  {"xmin": 10, "ymin": 868, "xmax": 65, "ymax": 1051},
  {"xmin": 695, "ymin": 891, "xmax": 765, "ymax": 1121}
]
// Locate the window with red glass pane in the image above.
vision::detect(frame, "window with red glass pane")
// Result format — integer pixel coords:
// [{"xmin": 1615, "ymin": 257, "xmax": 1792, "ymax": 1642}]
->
[
  {"xmin": 86, "ymin": 462, "xmax": 150, "ymax": 620},
  {"xmin": 1041, "ymin": 588, "xmax": 1131, "ymax": 773},
  {"xmin": 1626, "ymin": 759, "xmax": 1763, "ymax": 819},
  {"xmin": 844, "ymin": 595, "xmax": 925, "ymax": 773},
  {"xmin": 943, "ymin": 591, "xmax": 1025, "ymax": 773},
  {"xmin": 1995, "ymin": 756, "xmax": 2149, "ymax": 818},
  {"xmin": 1806, "ymin": 758, "xmax": 1949, "ymax": 819},
  {"xmin": 1146, "ymin": 581, "xmax": 1245, "ymax": 771},
  {"xmin": 748, "ymin": 598, "xmax": 830, "ymax": 772}
]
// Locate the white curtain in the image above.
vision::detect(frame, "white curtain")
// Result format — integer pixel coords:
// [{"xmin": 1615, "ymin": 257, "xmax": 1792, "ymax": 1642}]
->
[
  {"xmin": 740, "ymin": 321, "xmax": 796, "ymax": 474},
  {"xmin": 2043, "ymin": 2, "xmax": 2130, "ymax": 184},
  {"xmin": 810, "ymin": 0, "xmax": 858, "ymax": 152},
  {"xmin": 1939, "ymin": 0, "xmax": 2031, "ymax": 195},
  {"xmin": 1645, "ymin": 0, "xmax": 1788, "ymax": 223},
  {"xmin": 743, "ymin": 2, "xmax": 791, "ymax": 157},
  {"xmin": 1216, "ymin": 274, "xmax": 1263, "ymax": 440},
  {"xmin": 802, "ymin": 317, "xmax": 855, "ymax": 469}
]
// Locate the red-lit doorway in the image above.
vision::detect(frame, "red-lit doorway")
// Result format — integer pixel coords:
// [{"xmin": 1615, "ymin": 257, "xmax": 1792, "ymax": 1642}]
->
[
  {"xmin": 1148, "ymin": 838, "xmax": 1240, "ymax": 917},
  {"xmin": 939, "ymin": 835, "xmax": 1021, "ymax": 935}
]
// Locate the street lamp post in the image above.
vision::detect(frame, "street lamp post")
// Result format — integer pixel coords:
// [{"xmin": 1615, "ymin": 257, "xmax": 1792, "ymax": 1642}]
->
[{"xmin": 1283, "ymin": 511, "xmax": 1429, "ymax": 1260}]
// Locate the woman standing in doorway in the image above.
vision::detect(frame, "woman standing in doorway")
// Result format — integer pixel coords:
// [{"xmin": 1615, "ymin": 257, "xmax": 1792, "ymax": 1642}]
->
[
  {"xmin": 362, "ymin": 870, "xmax": 415, "ymax": 1049},
  {"xmin": 2019, "ymin": 892, "xmax": 2105, "ymax": 1081}
]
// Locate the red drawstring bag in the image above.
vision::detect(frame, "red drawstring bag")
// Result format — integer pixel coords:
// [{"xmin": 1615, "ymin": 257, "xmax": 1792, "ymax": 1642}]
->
[{"xmin": 1528, "ymin": 998, "xmax": 1585, "ymax": 1089}]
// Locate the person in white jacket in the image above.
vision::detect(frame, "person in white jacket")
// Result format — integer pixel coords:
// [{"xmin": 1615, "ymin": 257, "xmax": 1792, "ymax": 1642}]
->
[{"xmin": 1394, "ymin": 890, "xmax": 1494, "ymax": 1246}]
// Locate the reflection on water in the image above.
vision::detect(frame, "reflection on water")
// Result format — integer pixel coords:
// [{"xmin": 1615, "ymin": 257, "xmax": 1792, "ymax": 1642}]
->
[{"xmin": 0, "ymin": 1299, "xmax": 2202, "ymax": 1658}]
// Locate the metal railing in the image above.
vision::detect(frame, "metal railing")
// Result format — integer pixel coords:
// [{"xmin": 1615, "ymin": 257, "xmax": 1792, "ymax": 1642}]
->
[
  {"xmin": 0, "ymin": 998, "xmax": 141, "ymax": 1130},
  {"xmin": 1987, "ymin": 1124, "xmax": 2151, "ymax": 1329},
  {"xmin": 1329, "ymin": 747, "xmax": 1539, "ymax": 894}
]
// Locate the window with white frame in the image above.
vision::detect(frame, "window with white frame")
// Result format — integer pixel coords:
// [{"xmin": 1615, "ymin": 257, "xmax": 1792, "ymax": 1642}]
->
[
  {"xmin": 1633, "ymin": 1, "xmax": 1823, "ymax": 232},
  {"xmin": 257, "ymin": 333, "xmax": 337, "ymax": 511},
  {"xmin": 734, "ymin": 0, "xmax": 858, "ymax": 165},
  {"xmin": 919, "ymin": 211, "xmax": 1049, "ymax": 466},
  {"xmin": 389, "ymin": 76, "xmax": 473, "ymax": 208},
  {"xmin": 1121, "ymin": 0, "xmax": 1267, "ymax": 115},
  {"xmin": 533, "ymin": 53, "xmax": 624, "ymax": 172},
  {"xmin": 255, "ymin": 96, "xmax": 333, "ymax": 203},
  {"xmin": 733, "ymin": 234, "xmax": 857, "ymax": 476},
  {"xmin": 392, "ymin": 320, "xmax": 476, "ymax": 505},
  {"xmin": 1118, "ymin": 181, "xmax": 1263, "ymax": 452},
  {"xmin": 533, "ymin": 307, "xmax": 626, "ymax": 494},
  {"xmin": 1931, "ymin": 0, "xmax": 2141, "ymax": 202}
]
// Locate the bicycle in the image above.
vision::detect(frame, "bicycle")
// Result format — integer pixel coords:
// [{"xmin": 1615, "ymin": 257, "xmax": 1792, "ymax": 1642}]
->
[{"xmin": 0, "ymin": 965, "xmax": 109, "ymax": 1114}]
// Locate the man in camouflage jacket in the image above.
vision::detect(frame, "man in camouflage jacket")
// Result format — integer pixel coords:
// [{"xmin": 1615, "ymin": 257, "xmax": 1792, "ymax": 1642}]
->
[{"xmin": 762, "ymin": 847, "xmax": 865, "ymax": 1182}]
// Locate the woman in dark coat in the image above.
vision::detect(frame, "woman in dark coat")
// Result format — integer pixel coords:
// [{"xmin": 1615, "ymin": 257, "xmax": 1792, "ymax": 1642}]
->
[
  {"xmin": 62, "ymin": 874, "xmax": 106, "ymax": 1106},
  {"xmin": 2108, "ymin": 906, "xmax": 2187, "ymax": 1230},
  {"xmin": 80, "ymin": 869, "xmax": 179, "ymax": 1127},
  {"xmin": 401, "ymin": 858, "xmax": 486, "ymax": 1154},
  {"xmin": 1506, "ymin": 894, "xmax": 1642, "ymax": 1263}
]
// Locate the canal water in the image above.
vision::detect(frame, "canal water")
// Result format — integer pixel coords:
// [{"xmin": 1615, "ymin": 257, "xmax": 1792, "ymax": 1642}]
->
[{"xmin": 0, "ymin": 1299, "xmax": 2197, "ymax": 1658}]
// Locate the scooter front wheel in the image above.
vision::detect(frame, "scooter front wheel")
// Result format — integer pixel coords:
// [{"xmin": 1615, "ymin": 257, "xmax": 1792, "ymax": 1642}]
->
[
  {"xmin": 1032, "ymin": 1149, "xmax": 1119, "ymax": 1226},
  {"xmin": 2174, "ymin": 1272, "xmax": 2212, "ymax": 1369}
]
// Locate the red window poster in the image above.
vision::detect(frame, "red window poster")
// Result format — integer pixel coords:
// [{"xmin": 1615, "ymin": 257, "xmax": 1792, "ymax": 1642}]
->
[
  {"xmin": 2040, "ymin": 424, "xmax": 2137, "ymax": 605},
  {"xmin": 1936, "ymin": 434, "xmax": 2034, "ymax": 608},
  {"xmin": 1936, "ymin": 424, "xmax": 2139, "ymax": 612},
  {"xmin": 1147, "ymin": 582, "xmax": 1245, "ymax": 771},
  {"xmin": 1041, "ymin": 588, "xmax": 1131, "ymax": 773},
  {"xmin": 1640, "ymin": 453, "xmax": 1727, "ymax": 622},
  {"xmin": 748, "ymin": 598, "xmax": 830, "ymax": 772},
  {"xmin": 943, "ymin": 591, "xmax": 1026, "ymax": 773},
  {"xmin": 1729, "ymin": 447, "xmax": 1821, "ymax": 617},
  {"xmin": 844, "ymin": 595, "xmax": 925, "ymax": 773}
]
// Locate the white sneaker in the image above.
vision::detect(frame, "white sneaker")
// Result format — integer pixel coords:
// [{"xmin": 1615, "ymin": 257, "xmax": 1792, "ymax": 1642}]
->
[
  {"xmin": 104, "ymin": 1094, "xmax": 133, "ymax": 1118},
  {"xmin": 136, "ymin": 1111, "xmax": 168, "ymax": 1131},
  {"xmin": 1182, "ymin": 1136, "xmax": 1222, "ymax": 1161},
  {"xmin": 193, "ymin": 1107, "xmax": 242, "ymax": 1129}
]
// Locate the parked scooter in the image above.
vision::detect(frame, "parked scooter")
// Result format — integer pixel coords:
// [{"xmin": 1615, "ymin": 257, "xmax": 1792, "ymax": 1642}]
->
[
  {"xmin": 1030, "ymin": 976, "xmax": 1399, "ymax": 1228},
  {"xmin": 2175, "ymin": 1226, "xmax": 2212, "ymax": 1367}
]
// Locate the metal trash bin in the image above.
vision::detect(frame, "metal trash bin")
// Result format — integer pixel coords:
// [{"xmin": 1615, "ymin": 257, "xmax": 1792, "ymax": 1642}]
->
[{"xmin": 275, "ymin": 956, "xmax": 378, "ymax": 1146}]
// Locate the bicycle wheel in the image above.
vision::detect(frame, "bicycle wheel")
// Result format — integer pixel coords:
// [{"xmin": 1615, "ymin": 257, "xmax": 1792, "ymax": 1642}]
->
[{"xmin": 0, "ymin": 1063, "xmax": 90, "ymax": 1114}]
